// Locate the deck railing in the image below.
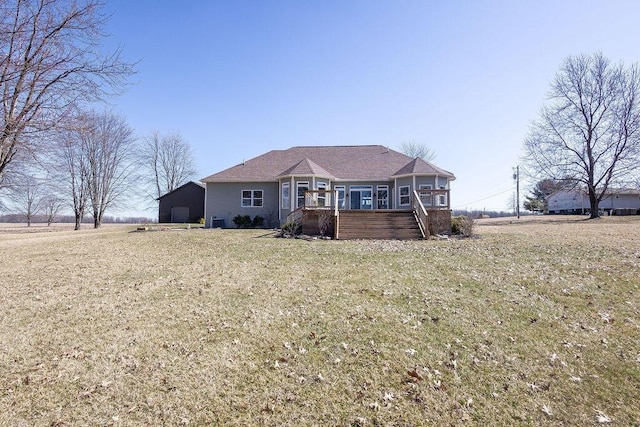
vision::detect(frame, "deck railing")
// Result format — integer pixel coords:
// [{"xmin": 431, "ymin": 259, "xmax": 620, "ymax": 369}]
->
[
  {"xmin": 415, "ymin": 188, "xmax": 450, "ymax": 210},
  {"xmin": 412, "ymin": 190, "xmax": 429, "ymax": 238},
  {"xmin": 304, "ymin": 190, "xmax": 339, "ymax": 216}
]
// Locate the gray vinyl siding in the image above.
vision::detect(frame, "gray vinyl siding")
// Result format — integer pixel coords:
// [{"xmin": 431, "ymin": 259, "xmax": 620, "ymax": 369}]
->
[
  {"xmin": 414, "ymin": 176, "xmax": 436, "ymax": 189},
  {"xmin": 205, "ymin": 182, "xmax": 279, "ymax": 228},
  {"xmin": 414, "ymin": 176, "xmax": 450, "ymax": 189},
  {"xmin": 437, "ymin": 176, "xmax": 450, "ymax": 188}
]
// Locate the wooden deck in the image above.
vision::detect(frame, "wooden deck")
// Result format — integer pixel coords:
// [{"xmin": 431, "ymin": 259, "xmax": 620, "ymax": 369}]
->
[
  {"xmin": 295, "ymin": 189, "xmax": 452, "ymax": 240},
  {"xmin": 337, "ymin": 210, "xmax": 423, "ymax": 240}
]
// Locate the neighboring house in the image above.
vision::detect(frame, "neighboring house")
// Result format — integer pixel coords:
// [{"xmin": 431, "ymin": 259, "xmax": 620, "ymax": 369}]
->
[
  {"xmin": 546, "ymin": 188, "xmax": 640, "ymax": 215},
  {"xmin": 201, "ymin": 145, "xmax": 455, "ymax": 234},
  {"xmin": 158, "ymin": 181, "xmax": 205, "ymax": 223}
]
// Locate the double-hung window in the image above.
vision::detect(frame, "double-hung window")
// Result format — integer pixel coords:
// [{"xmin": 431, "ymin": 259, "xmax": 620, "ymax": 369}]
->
[
  {"xmin": 419, "ymin": 184, "xmax": 433, "ymax": 206},
  {"xmin": 297, "ymin": 182, "xmax": 309, "ymax": 208},
  {"xmin": 242, "ymin": 190, "xmax": 263, "ymax": 207},
  {"xmin": 317, "ymin": 182, "xmax": 327, "ymax": 207},
  {"xmin": 334, "ymin": 185, "xmax": 346, "ymax": 209},
  {"xmin": 438, "ymin": 185, "xmax": 447, "ymax": 206},
  {"xmin": 282, "ymin": 182, "xmax": 290, "ymax": 209},
  {"xmin": 399, "ymin": 185, "xmax": 410, "ymax": 206},
  {"xmin": 377, "ymin": 185, "xmax": 389, "ymax": 209}
]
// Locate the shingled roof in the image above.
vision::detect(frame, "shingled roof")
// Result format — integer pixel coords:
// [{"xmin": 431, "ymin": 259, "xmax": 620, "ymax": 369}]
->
[
  {"xmin": 277, "ymin": 158, "xmax": 335, "ymax": 179},
  {"xmin": 391, "ymin": 157, "xmax": 454, "ymax": 177},
  {"xmin": 201, "ymin": 145, "xmax": 455, "ymax": 182}
]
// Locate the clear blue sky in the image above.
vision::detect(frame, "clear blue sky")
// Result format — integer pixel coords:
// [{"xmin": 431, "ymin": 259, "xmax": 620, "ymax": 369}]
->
[{"xmin": 104, "ymin": 0, "xmax": 640, "ymax": 214}]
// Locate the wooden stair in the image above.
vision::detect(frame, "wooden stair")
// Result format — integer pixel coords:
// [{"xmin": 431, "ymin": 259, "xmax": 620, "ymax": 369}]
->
[{"xmin": 337, "ymin": 210, "xmax": 423, "ymax": 240}]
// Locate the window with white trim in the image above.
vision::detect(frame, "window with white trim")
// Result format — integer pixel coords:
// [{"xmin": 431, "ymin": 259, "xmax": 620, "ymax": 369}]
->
[
  {"xmin": 297, "ymin": 181, "xmax": 309, "ymax": 208},
  {"xmin": 438, "ymin": 185, "xmax": 447, "ymax": 206},
  {"xmin": 399, "ymin": 185, "xmax": 410, "ymax": 206},
  {"xmin": 282, "ymin": 182, "xmax": 290, "ymax": 209},
  {"xmin": 241, "ymin": 190, "xmax": 263, "ymax": 207},
  {"xmin": 317, "ymin": 182, "xmax": 327, "ymax": 207},
  {"xmin": 377, "ymin": 185, "xmax": 389, "ymax": 209},
  {"xmin": 335, "ymin": 185, "xmax": 346, "ymax": 209},
  {"xmin": 419, "ymin": 184, "xmax": 432, "ymax": 206}
]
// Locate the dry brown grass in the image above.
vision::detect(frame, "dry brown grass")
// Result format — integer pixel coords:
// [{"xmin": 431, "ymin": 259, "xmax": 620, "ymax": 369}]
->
[{"xmin": 0, "ymin": 216, "xmax": 638, "ymax": 425}]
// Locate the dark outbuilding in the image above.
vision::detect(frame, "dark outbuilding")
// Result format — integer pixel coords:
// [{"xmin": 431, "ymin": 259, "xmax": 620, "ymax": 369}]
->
[{"xmin": 158, "ymin": 181, "xmax": 205, "ymax": 223}]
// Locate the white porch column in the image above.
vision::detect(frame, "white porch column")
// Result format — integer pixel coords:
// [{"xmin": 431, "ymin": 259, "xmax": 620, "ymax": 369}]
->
[
  {"xmin": 394, "ymin": 178, "xmax": 397, "ymax": 208},
  {"xmin": 290, "ymin": 176, "xmax": 294, "ymax": 211}
]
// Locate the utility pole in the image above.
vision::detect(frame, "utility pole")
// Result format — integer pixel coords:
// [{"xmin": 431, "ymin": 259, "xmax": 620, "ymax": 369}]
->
[{"xmin": 513, "ymin": 165, "xmax": 520, "ymax": 219}]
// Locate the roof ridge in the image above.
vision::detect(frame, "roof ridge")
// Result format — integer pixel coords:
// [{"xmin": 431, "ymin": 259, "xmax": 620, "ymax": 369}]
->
[{"xmin": 288, "ymin": 144, "xmax": 384, "ymax": 148}]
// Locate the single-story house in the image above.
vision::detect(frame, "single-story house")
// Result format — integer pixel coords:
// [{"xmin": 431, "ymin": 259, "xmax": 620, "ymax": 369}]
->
[
  {"xmin": 201, "ymin": 145, "xmax": 455, "ymax": 236},
  {"xmin": 546, "ymin": 188, "xmax": 640, "ymax": 215},
  {"xmin": 158, "ymin": 181, "xmax": 205, "ymax": 223}
]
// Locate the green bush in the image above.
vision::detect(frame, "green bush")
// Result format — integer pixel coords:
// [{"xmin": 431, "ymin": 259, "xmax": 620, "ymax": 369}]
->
[
  {"xmin": 233, "ymin": 214, "xmax": 252, "ymax": 228},
  {"xmin": 233, "ymin": 214, "xmax": 265, "ymax": 228},
  {"xmin": 252, "ymin": 215, "xmax": 264, "ymax": 228},
  {"xmin": 280, "ymin": 220, "xmax": 301, "ymax": 237}
]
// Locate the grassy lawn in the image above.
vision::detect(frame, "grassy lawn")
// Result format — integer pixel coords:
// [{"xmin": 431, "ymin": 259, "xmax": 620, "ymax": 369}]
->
[{"xmin": 0, "ymin": 216, "xmax": 638, "ymax": 425}]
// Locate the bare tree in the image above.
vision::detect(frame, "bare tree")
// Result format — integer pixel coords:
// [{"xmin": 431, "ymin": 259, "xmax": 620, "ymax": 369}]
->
[
  {"xmin": 51, "ymin": 114, "xmax": 90, "ymax": 230},
  {"xmin": 81, "ymin": 111, "xmax": 136, "ymax": 228},
  {"xmin": 138, "ymin": 130, "xmax": 197, "ymax": 203},
  {"xmin": 0, "ymin": 0, "xmax": 134, "ymax": 185},
  {"xmin": 399, "ymin": 140, "xmax": 437, "ymax": 162},
  {"xmin": 40, "ymin": 194, "xmax": 62, "ymax": 226},
  {"xmin": 524, "ymin": 53, "xmax": 640, "ymax": 218},
  {"xmin": 7, "ymin": 172, "xmax": 42, "ymax": 226}
]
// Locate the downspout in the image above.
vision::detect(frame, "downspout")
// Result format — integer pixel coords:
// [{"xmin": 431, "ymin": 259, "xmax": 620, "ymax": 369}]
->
[
  {"xmin": 290, "ymin": 176, "xmax": 294, "ymax": 211},
  {"xmin": 391, "ymin": 186, "xmax": 395, "ymax": 209},
  {"xmin": 312, "ymin": 176, "xmax": 316, "ymax": 205},
  {"xmin": 394, "ymin": 178, "xmax": 397, "ymax": 209},
  {"xmin": 204, "ymin": 184, "xmax": 208, "ymax": 228}
]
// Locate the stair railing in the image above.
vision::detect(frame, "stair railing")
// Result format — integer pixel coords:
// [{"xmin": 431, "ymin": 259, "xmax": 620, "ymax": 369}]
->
[{"xmin": 412, "ymin": 190, "xmax": 429, "ymax": 238}]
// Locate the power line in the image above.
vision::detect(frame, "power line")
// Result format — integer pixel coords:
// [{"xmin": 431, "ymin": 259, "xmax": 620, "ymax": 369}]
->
[{"xmin": 452, "ymin": 186, "xmax": 515, "ymax": 209}]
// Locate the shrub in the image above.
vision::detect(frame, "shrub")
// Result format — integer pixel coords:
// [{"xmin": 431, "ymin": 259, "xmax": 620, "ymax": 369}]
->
[
  {"xmin": 430, "ymin": 211, "xmax": 451, "ymax": 235},
  {"xmin": 233, "ymin": 214, "xmax": 252, "ymax": 228},
  {"xmin": 317, "ymin": 210, "xmax": 333, "ymax": 237},
  {"xmin": 252, "ymin": 215, "xmax": 264, "ymax": 228},
  {"xmin": 452, "ymin": 215, "xmax": 475, "ymax": 237},
  {"xmin": 280, "ymin": 219, "xmax": 301, "ymax": 237}
]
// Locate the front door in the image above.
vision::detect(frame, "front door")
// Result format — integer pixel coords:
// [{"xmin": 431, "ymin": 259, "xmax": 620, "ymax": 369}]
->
[{"xmin": 349, "ymin": 186, "xmax": 373, "ymax": 209}]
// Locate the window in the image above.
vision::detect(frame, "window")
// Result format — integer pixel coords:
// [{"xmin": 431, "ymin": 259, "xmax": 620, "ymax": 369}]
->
[
  {"xmin": 282, "ymin": 182, "xmax": 290, "ymax": 209},
  {"xmin": 399, "ymin": 185, "xmax": 410, "ymax": 206},
  {"xmin": 419, "ymin": 184, "xmax": 432, "ymax": 206},
  {"xmin": 335, "ymin": 185, "xmax": 346, "ymax": 209},
  {"xmin": 241, "ymin": 190, "xmax": 263, "ymax": 207},
  {"xmin": 377, "ymin": 186, "xmax": 389, "ymax": 209},
  {"xmin": 317, "ymin": 182, "xmax": 327, "ymax": 207},
  {"xmin": 297, "ymin": 181, "xmax": 309, "ymax": 208},
  {"xmin": 438, "ymin": 185, "xmax": 447, "ymax": 206}
]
